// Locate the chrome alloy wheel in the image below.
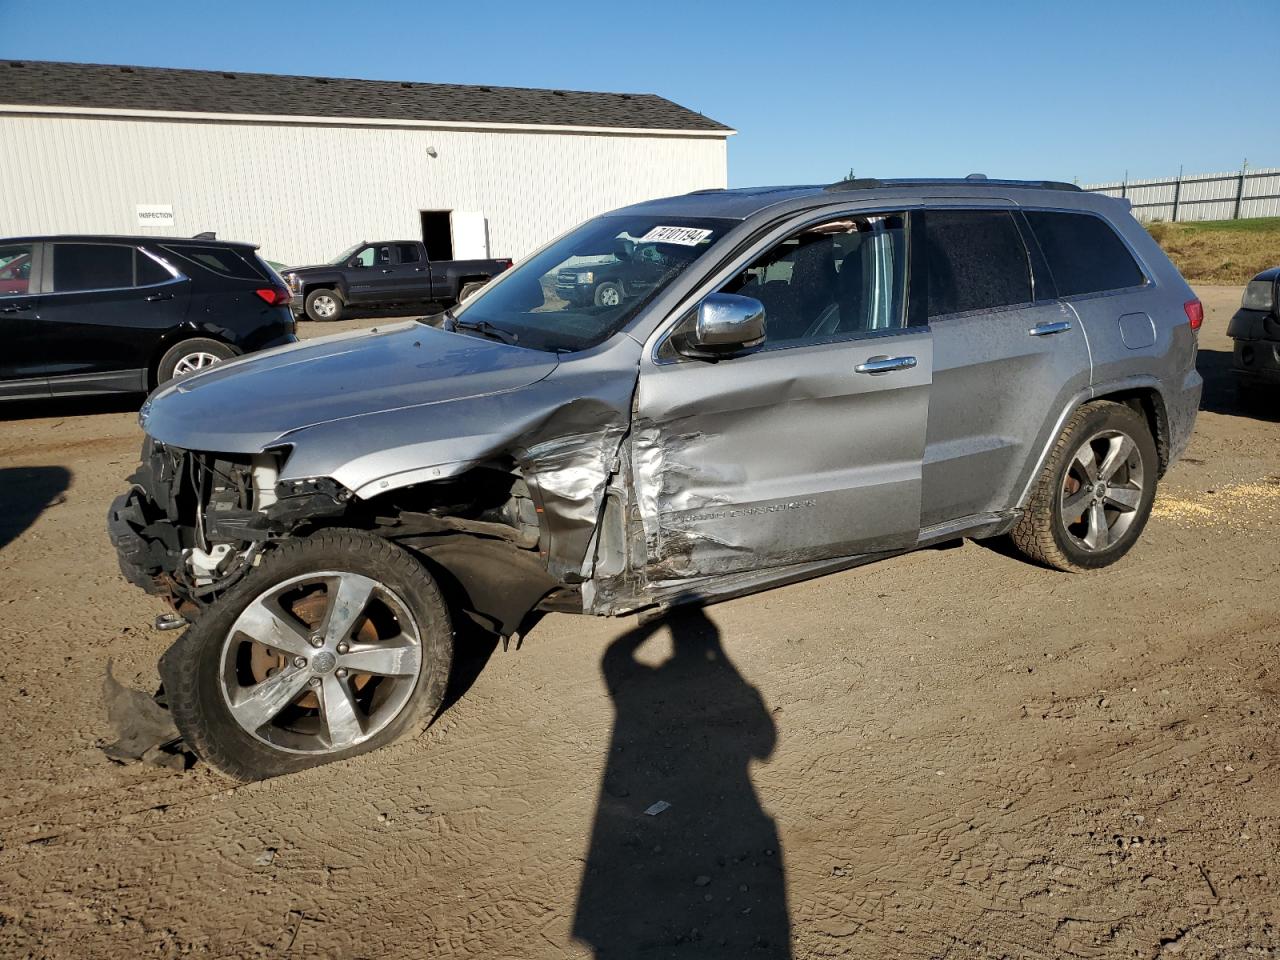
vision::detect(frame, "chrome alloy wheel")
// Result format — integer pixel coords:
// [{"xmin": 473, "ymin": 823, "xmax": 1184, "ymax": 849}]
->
[
  {"xmin": 172, "ymin": 352, "xmax": 224, "ymax": 376},
  {"xmin": 597, "ymin": 285, "xmax": 621, "ymax": 306},
  {"xmin": 311, "ymin": 293, "xmax": 338, "ymax": 318},
  {"xmin": 1059, "ymin": 428, "xmax": 1146, "ymax": 552},
  {"xmin": 219, "ymin": 572, "xmax": 424, "ymax": 754}
]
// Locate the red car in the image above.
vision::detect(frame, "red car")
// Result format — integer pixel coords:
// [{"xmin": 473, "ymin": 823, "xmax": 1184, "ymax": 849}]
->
[{"xmin": 0, "ymin": 252, "xmax": 30, "ymax": 294}]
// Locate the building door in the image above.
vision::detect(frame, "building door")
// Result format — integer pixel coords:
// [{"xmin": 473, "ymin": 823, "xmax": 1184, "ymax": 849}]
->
[
  {"xmin": 421, "ymin": 211, "xmax": 453, "ymax": 261},
  {"xmin": 450, "ymin": 211, "xmax": 489, "ymax": 259}
]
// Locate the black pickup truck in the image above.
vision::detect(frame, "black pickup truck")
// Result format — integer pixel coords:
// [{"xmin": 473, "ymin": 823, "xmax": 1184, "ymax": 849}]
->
[{"xmin": 284, "ymin": 241, "xmax": 511, "ymax": 321}]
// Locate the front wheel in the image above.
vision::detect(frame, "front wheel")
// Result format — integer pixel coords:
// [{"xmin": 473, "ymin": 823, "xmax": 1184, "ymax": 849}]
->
[
  {"xmin": 1009, "ymin": 400, "xmax": 1158, "ymax": 572},
  {"xmin": 158, "ymin": 530, "xmax": 454, "ymax": 781},
  {"xmin": 304, "ymin": 288, "xmax": 344, "ymax": 322},
  {"xmin": 593, "ymin": 282, "xmax": 622, "ymax": 307}
]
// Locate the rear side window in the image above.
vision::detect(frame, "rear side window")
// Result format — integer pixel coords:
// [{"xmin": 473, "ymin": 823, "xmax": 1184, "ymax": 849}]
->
[
  {"xmin": 1024, "ymin": 211, "xmax": 1146, "ymax": 296},
  {"xmin": 52, "ymin": 243, "xmax": 135, "ymax": 292},
  {"xmin": 396, "ymin": 243, "xmax": 421, "ymax": 264},
  {"xmin": 135, "ymin": 250, "xmax": 173, "ymax": 286},
  {"xmin": 161, "ymin": 243, "xmax": 266, "ymax": 281},
  {"xmin": 924, "ymin": 211, "xmax": 1031, "ymax": 318}
]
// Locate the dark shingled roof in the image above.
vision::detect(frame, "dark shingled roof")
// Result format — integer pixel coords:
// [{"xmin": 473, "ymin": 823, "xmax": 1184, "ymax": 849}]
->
[{"xmin": 0, "ymin": 59, "xmax": 732, "ymax": 133}]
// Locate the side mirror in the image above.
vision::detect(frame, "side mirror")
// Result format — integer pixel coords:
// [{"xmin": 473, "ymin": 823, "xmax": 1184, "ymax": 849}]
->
[
  {"xmin": 675, "ymin": 292, "xmax": 767, "ymax": 360},
  {"xmin": 349, "ymin": 259, "xmax": 365, "ymax": 269}
]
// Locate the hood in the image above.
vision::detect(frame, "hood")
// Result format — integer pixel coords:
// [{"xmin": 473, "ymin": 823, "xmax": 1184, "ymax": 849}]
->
[
  {"xmin": 141, "ymin": 322, "xmax": 559, "ymax": 452},
  {"xmin": 283, "ymin": 263, "xmax": 333, "ymax": 274}
]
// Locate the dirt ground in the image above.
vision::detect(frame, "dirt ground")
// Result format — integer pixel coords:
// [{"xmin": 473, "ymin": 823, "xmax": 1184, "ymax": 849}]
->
[{"xmin": 0, "ymin": 288, "xmax": 1277, "ymax": 959}]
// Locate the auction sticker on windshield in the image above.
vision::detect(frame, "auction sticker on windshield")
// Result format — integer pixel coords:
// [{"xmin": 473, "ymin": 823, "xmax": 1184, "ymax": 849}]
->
[{"xmin": 636, "ymin": 225, "xmax": 714, "ymax": 246}]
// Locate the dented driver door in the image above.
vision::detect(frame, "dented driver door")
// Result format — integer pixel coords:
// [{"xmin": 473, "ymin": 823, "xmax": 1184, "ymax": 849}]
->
[{"xmin": 631, "ymin": 327, "xmax": 932, "ymax": 584}]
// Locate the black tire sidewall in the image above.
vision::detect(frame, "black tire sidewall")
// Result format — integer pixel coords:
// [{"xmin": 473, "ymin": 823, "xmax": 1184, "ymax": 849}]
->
[
  {"xmin": 156, "ymin": 337, "xmax": 235, "ymax": 386},
  {"xmin": 160, "ymin": 531, "xmax": 453, "ymax": 781},
  {"xmin": 305, "ymin": 288, "xmax": 343, "ymax": 322},
  {"xmin": 1048, "ymin": 404, "xmax": 1159, "ymax": 570}
]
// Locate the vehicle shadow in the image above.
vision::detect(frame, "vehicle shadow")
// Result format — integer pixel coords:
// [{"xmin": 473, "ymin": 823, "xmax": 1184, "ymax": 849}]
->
[
  {"xmin": 439, "ymin": 618, "xmax": 502, "ymax": 714},
  {"xmin": 0, "ymin": 466, "xmax": 71, "ymax": 550},
  {"xmin": 0, "ymin": 393, "xmax": 143, "ymax": 422},
  {"xmin": 572, "ymin": 607, "xmax": 791, "ymax": 958},
  {"xmin": 1197, "ymin": 346, "xmax": 1279, "ymax": 421}
]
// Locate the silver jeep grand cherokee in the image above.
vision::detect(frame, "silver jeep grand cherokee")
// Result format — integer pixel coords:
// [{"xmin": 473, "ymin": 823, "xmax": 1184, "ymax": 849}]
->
[{"xmin": 109, "ymin": 177, "xmax": 1203, "ymax": 780}]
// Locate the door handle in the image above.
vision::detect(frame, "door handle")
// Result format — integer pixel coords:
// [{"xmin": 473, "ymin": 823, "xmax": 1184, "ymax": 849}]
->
[
  {"xmin": 381, "ymin": 268, "xmax": 394, "ymax": 274},
  {"xmin": 144, "ymin": 292, "xmax": 174, "ymax": 302},
  {"xmin": 1029, "ymin": 320, "xmax": 1072, "ymax": 336},
  {"xmin": 855, "ymin": 355, "xmax": 918, "ymax": 375}
]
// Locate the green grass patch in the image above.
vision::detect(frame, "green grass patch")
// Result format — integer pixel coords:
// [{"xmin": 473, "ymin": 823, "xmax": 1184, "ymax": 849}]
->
[{"xmin": 1148, "ymin": 217, "xmax": 1280, "ymax": 284}]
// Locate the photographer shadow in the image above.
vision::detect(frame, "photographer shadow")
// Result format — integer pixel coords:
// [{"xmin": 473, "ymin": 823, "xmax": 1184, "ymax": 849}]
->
[{"xmin": 572, "ymin": 606, "xmax": 791, "ymax": 958}]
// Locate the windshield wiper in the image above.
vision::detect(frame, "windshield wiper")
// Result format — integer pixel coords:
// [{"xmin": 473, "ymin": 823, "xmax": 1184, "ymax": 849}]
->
[{"xmin": 439, "ymin": 307, "xmax": 519, "ymax": 346}]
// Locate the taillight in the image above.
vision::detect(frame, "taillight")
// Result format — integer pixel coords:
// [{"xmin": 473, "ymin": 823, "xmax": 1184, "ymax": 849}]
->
[
  {"xmin": 255, "ymin": 286, "xmax": 291, "ymax": 306},
  {"xmin": 499, "ymin": 259, "xmax": 513, "ymax": 271},
  {"xmin": 1183, "ymin": 298, "xmax": 1203, "ymax": 332}
]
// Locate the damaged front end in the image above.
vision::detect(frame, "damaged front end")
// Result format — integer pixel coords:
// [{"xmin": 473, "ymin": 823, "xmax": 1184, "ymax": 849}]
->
[
  {"xmin": 107, "ymin": 440, "xmax": 349, "ymax": 617},
  {"xmin": 107, "ymin": 435, "xmax": 576, "ymax": 637}
]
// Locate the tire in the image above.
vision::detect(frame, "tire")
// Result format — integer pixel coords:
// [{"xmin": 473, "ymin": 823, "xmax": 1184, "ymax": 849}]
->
[
  {"xmin": 304, "ymin": 288, "xmax": 344, "ymax": 322},
  {"xmin": 158, "ymin": 529, "xmax": 454, "ymax": 782},
  {"xmin": 457, "ymin": 280, "xmax": 487, "ymax": 303},
  {"xmin": 593, "ymin": 281, "xmax": 623, "ymax": 307},
  {"xmin": 155, "ymin": 337, "xmax": 236, "ymax": 386},
  {"xmin": 1009, "ymin": 400, "xmax": 1159, "ymax": 572}
]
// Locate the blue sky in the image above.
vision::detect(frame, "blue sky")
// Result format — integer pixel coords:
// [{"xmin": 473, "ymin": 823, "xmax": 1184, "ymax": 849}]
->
[{"xmin": 2, "ymin": 0, "xmax": 1274, "ymax": 188}]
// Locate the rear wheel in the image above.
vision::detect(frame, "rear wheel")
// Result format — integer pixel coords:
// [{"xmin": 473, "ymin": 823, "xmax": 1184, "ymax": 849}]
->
[
  {"xmin": 158, "ymin": 530, "xmax": 454, "ymax": 781},
  {"xmin": 1009, "ymin": 401, "xmax": 1158, "ymax": 572},
  {"xmin": 155, "ymin": 337, "xmax": 235, "ymax": 386},
  {"xmin": 305, "ymin": 288, "xmax": 344, "ymax": 322}
]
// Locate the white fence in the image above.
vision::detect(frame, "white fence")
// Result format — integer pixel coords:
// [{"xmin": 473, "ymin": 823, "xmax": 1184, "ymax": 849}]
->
[{"xmin": 1082, "ymin": 166, "xmax": 1280, "ymax": 223}]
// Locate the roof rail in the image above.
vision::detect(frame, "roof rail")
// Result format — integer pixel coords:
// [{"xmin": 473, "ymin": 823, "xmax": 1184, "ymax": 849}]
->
[{"xmin": 824, "ymin": 177, "xmax": 1082, "ymax": 193}]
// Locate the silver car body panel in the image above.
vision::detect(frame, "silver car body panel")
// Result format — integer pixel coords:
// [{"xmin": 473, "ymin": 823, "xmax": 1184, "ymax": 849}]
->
[{"xmin": 131, "ymin": 180, "xmax": 1203, "ymax": 616}]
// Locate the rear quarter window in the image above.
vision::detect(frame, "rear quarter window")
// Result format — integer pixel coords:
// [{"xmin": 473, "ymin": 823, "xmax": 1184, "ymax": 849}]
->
[
  {"xmin": 161, "ymin": 243, "xmax": 266, "ymax": 281},
  {"xmin": 924, "ymin": 210, "xmax": 1032, "ymax": 318},
  {"xmin": 1024, "ymin": 211, "xmax": 1146, "ymax": 297}
]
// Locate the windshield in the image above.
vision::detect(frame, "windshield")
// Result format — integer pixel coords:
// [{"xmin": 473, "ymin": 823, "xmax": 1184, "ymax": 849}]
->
[
  {"xmin": 329, "ymin": 243, "xmax": 364, "ymax": 265},
  {"xmin": 450, "ymin": 215, "xmax": 735, "ymax": 351}
]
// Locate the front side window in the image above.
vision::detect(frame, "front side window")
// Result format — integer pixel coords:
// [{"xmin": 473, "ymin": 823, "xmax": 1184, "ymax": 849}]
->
[
  {"xmin": 723, "ymin": 213, "xmax": 907, "ymax": 345},
  {"xmin": 0, "ymin": 244, "xmax": 33, "ymax": 296},
  {"xmin": 51, "ymin": 243, "xmax": 135, "ymax": 293},
  {"xmin": 925, "ymin": 210, "xmax": 1032, "ymax": 318},
  {"xmin": 451, "ymin": 215, "xmax": 734, "ymax": 352},
  {"xmin": 1024, "ymin": 211, "xmax": 1146, "ymax": 297}
]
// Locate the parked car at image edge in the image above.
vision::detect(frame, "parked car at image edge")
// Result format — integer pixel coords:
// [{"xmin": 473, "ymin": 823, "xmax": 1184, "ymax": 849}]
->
[
  {"xmin": 1227, "ymin": 265, "xmax": 1280, "ymax": 402},
  {"xmin": 284, "ymin": 239, "xmax": 512, "ymax": 322},
  {"xmin": 0, "ymin": 235, "xmax": 296, "ymax": 400},
  {"xmin": 108, "ymin": 177, "xmax": 1203, "ymax": 781}
]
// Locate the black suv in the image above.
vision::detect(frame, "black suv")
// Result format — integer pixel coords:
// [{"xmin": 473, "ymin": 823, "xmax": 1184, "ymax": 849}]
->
[{"xmin": 0, "ymin": 235, "xmax": 296, "ymax": 401}]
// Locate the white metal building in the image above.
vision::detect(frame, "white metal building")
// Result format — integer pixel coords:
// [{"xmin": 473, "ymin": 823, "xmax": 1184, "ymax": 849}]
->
[{"xmin": 0, "ymin": 60, "xmax": 733, "ymax": 266}]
